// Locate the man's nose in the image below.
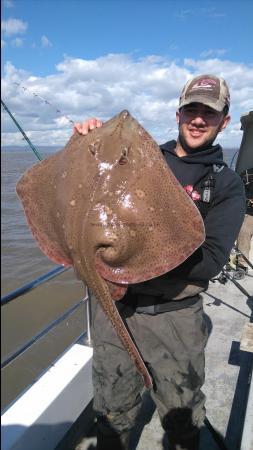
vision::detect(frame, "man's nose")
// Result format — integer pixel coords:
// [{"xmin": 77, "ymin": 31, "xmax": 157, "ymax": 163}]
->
[{"xmin": 191, "ymin": 114, "xmax": 206, "ymax": 124}]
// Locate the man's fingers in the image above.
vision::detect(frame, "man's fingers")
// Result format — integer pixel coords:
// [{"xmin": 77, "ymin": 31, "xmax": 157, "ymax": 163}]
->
[
  {"xmin": 73, "ymin": 118, "xmax": 103, "ymax": 135},
  {"xmin": 89, "ymin": 119, "xmax": 103, "ymax": 130},
  {"xmin": 72, "ymin": 123, "xmax": 88, "ymax": 135},
  {"xmin": 89, "ymin": 118, "xmax": 97, "ymax": 130},
  {"xmin": 73, "ymin": 123, "xmax": 87, "ymax": 135}
]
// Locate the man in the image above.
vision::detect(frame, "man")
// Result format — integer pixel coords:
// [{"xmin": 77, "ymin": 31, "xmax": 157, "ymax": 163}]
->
[{"xmin": 74, "ymin": 74, "xmax": 245, "ymax": 450}]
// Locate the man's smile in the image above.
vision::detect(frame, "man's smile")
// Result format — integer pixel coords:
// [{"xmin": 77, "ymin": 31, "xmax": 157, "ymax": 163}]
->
[{"xmin": 188, "ymin": 127, "xmax": 206, "ymax": 138}]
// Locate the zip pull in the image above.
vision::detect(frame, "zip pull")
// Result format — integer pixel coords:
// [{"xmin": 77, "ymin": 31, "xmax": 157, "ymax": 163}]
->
[{"xmin": 202, "ymin": 175, "xmax": 215, "ymax": 203}]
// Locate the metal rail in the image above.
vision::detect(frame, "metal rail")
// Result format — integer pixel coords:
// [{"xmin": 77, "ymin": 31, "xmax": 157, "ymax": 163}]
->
[
  {"xmin": 1, "ymin": 296, "xmax": 87, "ymax": 369},
  {"xmin": 1, "ymin": 265, "xmax": 69, "ymax": 306},
  {"xmin": 1, "ymin": 266, "xmax": 93, "ymax": 368}
]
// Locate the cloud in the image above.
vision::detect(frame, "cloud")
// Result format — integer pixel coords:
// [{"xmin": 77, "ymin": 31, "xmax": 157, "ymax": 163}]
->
[
  {"xmin": 175, "ymin": 9, "xmax": 193, "ymax": 20},
  {"xmin": 168, "ymin": 42, "xmax": 179, "ymax": 52},
  {"xmin": 1, "ymin": 18, "xmax": 27, "ymax": 37},
  {"xmin": 30, "ymin": 35, "xmax": 52, "ymax": 49},
  {"xmin": 199, "ymin": 7, "xmax": 225, "ymax": 19},
  {"xmin": 2, "ymin": 54, "xmax": 252, "ymax": 148},
  {"xmin": 11, "ymin": 37, "xmax": 24, "ymax": 47},
  {"xmin": 1, "ymin": 39, "xmax": 6, "ymax": 48},
  {"xmin": 41, "ymin": 35, "xmax": 52, "ymax": 48},
  {"xmin": 200, "ymin": 49, "xmax": 227, "ymax": 58},
  {"xmin": 3, "ymin": 0, "xmax": 14, "ymax": 8},
  {"xmin": 175, "ymin": 7, "xmax": 225, "ymax": 20}
]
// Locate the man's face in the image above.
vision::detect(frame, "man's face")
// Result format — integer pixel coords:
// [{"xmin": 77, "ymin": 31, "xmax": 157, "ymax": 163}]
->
[{"xmin": 176, "ymin": 103, "xmax": 230, "ymax": 151}]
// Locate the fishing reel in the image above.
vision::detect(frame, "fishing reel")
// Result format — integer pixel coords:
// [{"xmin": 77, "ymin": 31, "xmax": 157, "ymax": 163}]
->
[
  {"xmin": 223, "ymin": 245, "xmax": 252, "ymax": 280},
  {"xmin": 211, "ymin": 246, "xmax": 252, "ymax": 300}
]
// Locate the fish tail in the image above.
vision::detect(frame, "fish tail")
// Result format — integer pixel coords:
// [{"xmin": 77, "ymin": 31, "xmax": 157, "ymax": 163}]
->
[{"xmin": 95, "ymin": 287, "xmax": 153, "ymax": 389}]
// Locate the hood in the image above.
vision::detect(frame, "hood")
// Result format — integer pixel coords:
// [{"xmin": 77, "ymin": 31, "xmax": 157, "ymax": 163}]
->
[{"xmin": 160, "ymin": 140, "xmax": 227, "ymax": 167}]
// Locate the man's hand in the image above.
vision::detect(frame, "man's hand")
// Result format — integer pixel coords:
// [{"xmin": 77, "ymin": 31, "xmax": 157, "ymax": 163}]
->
[{"xmin": 73, "ymin": 118, "xmax": 103, "ymax": 135}]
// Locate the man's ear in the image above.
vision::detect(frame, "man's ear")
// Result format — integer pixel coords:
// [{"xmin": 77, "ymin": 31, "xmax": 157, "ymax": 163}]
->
[
  {"xmin": 176, "ymin": 110, "xmax": 180, "ymax": 125},
  {"xmin": 219, "ymin": 114, "xmax": 231, "ymax": 132}
]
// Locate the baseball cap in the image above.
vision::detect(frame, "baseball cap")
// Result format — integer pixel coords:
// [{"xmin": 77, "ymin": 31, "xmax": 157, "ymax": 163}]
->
[{"xmin": 179, "ymin": 74, "xmax": 230, "ymax": 112}]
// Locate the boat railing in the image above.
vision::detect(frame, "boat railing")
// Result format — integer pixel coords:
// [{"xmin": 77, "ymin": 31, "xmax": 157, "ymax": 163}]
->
[{"xmin": 1, "ymin": 265, "xmax": 93, "ymax": 370}]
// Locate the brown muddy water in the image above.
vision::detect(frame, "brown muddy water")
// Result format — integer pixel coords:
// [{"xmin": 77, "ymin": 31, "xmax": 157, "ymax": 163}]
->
[{"xmin": 1, "ymin": 151, "xmax": 86, "ymax": 411}]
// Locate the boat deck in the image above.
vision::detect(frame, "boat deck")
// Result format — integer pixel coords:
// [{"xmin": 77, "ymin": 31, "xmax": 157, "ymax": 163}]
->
[{"xmin": 57, "ymin": 265, "xmax": 253, "ymax": 450}]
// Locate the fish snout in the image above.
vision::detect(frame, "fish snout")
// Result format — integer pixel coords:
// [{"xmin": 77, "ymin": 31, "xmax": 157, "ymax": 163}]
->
[
  {"xmin": 92, "ymin": 222, "xmax": 139, "ymax": 284},
  {"xmin": 95, "ymin": 227, "xmax": 131, "ymax": 265}
]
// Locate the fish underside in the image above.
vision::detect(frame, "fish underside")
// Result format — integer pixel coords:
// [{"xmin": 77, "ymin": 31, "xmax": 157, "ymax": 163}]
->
[{"xmin": 16, "ymin": 110, "xmax": 205, "ymax": 389}]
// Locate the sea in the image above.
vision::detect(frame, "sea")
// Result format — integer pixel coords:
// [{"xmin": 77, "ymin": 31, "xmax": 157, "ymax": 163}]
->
[
  {"xmin": 1, "ymin": 146, "xmax": 238, "ymax": 411},
  {"xmin": 1, "ymin": 148, "xmax": 85, "ymax": 411}
]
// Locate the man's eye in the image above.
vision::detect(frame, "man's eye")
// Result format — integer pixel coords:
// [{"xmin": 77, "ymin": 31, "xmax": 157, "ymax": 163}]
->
[{"xmin": 184, "ymin": 108, "xmax": 216, "ymax": 117}]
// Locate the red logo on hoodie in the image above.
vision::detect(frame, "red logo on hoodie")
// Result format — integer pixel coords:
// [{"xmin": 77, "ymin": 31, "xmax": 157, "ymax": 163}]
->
[{"xmin": 184, "ymin": 185, "xmax": 201, "ymax": 201}]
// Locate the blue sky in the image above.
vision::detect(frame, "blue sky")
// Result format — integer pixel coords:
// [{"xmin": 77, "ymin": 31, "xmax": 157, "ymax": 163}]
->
[
  {"xmin": 2, "ymin": 0, "xmax": 253, "ymax": 74},
  {"xmin": 2, "ymin": 0, "xmax": 253, "ymax": 147}
]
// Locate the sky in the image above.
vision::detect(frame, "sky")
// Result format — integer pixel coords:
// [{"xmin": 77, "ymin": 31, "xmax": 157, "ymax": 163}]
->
[{"xmin": 1, "ymin": 0, "xmax": 253, "ymax": 148}]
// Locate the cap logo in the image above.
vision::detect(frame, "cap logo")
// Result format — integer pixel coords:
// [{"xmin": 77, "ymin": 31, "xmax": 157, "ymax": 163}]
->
[
  {"xmin": 192, "ymin": 78, "xmax": 217, "ymax": 90},
  {"xmin": 185, "ymin": 76, "xmax": 220, "ymax": 100}
]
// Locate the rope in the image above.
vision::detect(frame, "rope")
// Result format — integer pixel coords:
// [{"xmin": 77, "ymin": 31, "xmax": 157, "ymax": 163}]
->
[
  {"xmin": 1, "ymin": 99, "xmax": 43, "ymax": 161},
  {"xmin": 2, "ymin": 81, "xmax": 76, "ymax": 160},
  {"xmin": 13, "ymin": 81, "xmax": 75, "ymax": 126}
]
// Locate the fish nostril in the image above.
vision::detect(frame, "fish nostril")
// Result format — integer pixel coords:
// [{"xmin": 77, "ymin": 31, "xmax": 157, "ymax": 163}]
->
[
  {"xmin": 88, "ymin": 139, "xmax": 101, "ymax": 156},
  {"xmin": 118, "ymin": 146, "xmax": 129, "ymax": 165},
  {"xmin": 118, "ymin": 157, "xmax": 128, "ymax": 165}
]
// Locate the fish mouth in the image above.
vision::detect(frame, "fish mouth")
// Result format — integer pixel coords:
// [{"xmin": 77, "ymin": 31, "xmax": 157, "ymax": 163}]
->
[
  {"xmin": 103, "ymin": 278, "xmax": 129, "ymax": 301},
  {"xmin": 94, "ymin": 251, "xmax": 129, "ymax": 300}
]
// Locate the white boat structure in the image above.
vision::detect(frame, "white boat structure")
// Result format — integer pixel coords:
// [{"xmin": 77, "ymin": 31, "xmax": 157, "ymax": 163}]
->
[{"xmin": 1, "ymin": 110, "xmax": 253, "ymax": 450}]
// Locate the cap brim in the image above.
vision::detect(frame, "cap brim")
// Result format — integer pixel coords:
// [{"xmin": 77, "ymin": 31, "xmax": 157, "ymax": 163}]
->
[{"xmin": 179, "ymin": 96, "xmax": 224, "ymax": 112}]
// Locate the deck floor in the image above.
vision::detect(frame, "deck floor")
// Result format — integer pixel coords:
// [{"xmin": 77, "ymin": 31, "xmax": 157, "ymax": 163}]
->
[{"xmin": 58, "ymin": 265, "xmax": 253, "ymax": 450}]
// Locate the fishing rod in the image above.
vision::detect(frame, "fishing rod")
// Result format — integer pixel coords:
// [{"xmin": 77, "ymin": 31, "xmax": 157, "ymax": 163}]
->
[{"xmin": 1, "ymin": 99, "xmax": 43, "ymax": 161}]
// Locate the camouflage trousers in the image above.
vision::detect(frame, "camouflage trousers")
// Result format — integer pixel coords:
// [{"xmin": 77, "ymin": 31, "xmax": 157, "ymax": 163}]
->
[{"xmin": 91, "ymin": 294, "xmax": 208, "ymax": 449}]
